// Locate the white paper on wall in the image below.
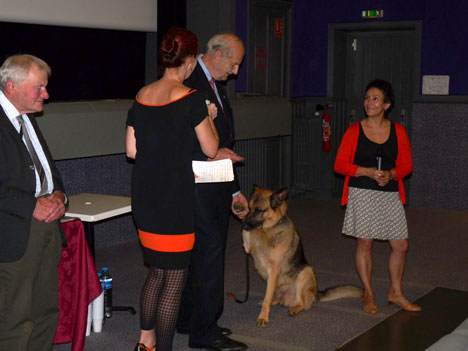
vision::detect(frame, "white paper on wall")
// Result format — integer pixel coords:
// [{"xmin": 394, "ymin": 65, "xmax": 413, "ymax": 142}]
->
[{"xmin": 422, "ymin": 75, "xmax": 450, "ymax": 95}]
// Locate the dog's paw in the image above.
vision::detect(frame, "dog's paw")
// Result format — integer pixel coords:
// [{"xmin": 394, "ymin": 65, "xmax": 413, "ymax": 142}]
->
[
  {"xmin": 288, "ymin": 305, "xmax": 304, "ymax": 316},
  {"xmin": 256, "ymin": 318, "xmax": 269, "ymax": 327},
  {"xmin": 271, "ymin": 297, "xmax": 281, "ymax": 305}
]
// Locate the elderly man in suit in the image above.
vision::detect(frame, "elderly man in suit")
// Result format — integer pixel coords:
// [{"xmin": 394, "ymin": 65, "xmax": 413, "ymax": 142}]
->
[
  {"xmin": 0, "ymin": 54, "xmax": 67, "ymax": 351},
  {"xmin": 177, "ymin": 33, "xmax": 249, "ymax": 351}
]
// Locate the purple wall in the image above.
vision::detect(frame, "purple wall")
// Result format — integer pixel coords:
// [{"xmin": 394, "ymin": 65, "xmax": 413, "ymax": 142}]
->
[
  {"xmin": 235, "ymin": 0, "xmax": 248, "ymax": 95},
  {"xmin": 236, "ymin": 0, "xmax": 468, "ymax": 98}
]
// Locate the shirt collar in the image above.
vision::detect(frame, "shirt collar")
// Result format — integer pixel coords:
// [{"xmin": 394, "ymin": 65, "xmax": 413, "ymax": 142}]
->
[
  {"xmin": 197, "ymin": 54, "xmax": 213, "ymax": 82},
  {"xmin": 0, "ymin": 90, "xmax": 22, "ymax": 123}
]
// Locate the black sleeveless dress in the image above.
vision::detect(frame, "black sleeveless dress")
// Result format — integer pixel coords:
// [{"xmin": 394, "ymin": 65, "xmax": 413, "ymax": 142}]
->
[{"xmin": 126, "ymin": 90, "xmax": 207, "ymax": 268}]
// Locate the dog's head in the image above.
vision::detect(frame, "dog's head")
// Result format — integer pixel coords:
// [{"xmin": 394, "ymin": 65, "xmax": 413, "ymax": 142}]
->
[{"xmin": 242, "ymin": 185, "xmax": 288, "ymax": 231}]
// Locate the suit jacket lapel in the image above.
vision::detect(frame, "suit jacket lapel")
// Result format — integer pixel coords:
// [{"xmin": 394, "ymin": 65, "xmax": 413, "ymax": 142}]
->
[
  {"xmin": 205, "ymin": 77, "xmax": 234, "ymax": 141},
  {"xmin": 0, "ymin": 107, "xmax": 20, "ymax": 137},
  {"xmin": 186, "ymin": 65, "xmax": 234, "ymax": 143},
  {"xmin": 0, "ymin": 108, "xmax": 64, "ymax": 194},
  {"xmin": 213, "ymin": 81, "xmax": 234, "ymax": 138},
  {"xmin": 0, "ymin": 108, "xmax": 32, "ymax": 158},
  {"xmin": 28, "ymin": 114, "xmax": 65, "ymax": 193}
]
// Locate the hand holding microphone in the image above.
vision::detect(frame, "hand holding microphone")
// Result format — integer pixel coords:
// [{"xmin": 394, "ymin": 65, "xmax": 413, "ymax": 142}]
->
[
  {"xmin": 375, "ymin": 147, "xmax": 389, "ymax": 186},
  {"xmin": 376, "ymin": 146, "xmax": 383, "ymax": 171}
]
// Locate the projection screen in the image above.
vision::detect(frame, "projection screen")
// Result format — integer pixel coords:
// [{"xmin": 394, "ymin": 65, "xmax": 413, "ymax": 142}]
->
[{"xmin": 0, "ymin": 0, "xmax": 157, "ymax": 32}]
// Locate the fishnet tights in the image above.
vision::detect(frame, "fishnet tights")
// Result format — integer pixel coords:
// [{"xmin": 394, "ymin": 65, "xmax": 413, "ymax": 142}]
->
[{"xmin": 140, "ymin": 267, "xmax": 187, "ymax": 351}]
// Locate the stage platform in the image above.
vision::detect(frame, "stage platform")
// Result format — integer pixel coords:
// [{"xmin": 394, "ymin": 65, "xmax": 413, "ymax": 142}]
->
[{"xmin": 337, "ymin": 287, "xmax": 468, "ymax": 351}]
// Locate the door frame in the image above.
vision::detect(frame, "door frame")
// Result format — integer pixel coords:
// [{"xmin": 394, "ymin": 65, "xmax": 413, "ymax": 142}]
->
[
  {"xmin": 327, "ymin": 21, "xmax": 422, "ymax": 100},
  {"xmin": 247, "ymin": 0, "xmax": 293, "ymax": 98}
]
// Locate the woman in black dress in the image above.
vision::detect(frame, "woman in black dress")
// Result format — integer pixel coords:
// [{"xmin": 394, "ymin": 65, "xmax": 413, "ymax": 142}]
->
[{"xmin": 126, "ymin": 27, "xmax": 219, "ymax": 351}]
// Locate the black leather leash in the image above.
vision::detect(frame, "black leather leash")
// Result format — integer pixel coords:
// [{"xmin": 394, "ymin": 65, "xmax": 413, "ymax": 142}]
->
[
  {"xmin": 227, "ymin": 203, "xmax": 250, "ymax": 303},
  {"xmin": 227, "ymin": 250, "xmax": 250, "ymax": 303}
]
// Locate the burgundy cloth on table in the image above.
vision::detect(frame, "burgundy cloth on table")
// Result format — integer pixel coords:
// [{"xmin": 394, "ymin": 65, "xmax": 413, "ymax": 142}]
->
[{"xmin": 54, "ymin": 219, "xmax": 102, "ymax": 351}]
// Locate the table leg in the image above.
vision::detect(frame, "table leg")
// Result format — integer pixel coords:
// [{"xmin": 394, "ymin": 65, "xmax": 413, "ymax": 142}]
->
[
  {"xmin": 113, "ymin": 306, "xmax": 136, "ymax": 314},
  {"xmin": 81, "ymin": 220, "xmax": 136, "ymax": 315},
  {"xmin": 82, "ymin": 221, "xmax": 96, "ymax": 261}
]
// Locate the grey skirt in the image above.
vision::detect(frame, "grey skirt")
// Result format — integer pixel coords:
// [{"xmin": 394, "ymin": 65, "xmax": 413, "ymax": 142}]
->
[{"xmin": 342, "ymin": 187, "xmax": 408, "ymax": 240}]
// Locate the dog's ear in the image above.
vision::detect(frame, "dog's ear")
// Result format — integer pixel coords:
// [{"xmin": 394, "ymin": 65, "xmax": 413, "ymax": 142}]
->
[
  {"xmin": 252, "ymin": 184, "xmax": 261, "ymax": 195},
  {"xmin": 270, "ymin": 187, "xmax": 288, "ymax": 209}
]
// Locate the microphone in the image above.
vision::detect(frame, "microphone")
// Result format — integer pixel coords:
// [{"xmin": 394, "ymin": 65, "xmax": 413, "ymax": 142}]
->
[{"xmin": 376, "ymin": 146, "xmax": 383, "ymax": 171}]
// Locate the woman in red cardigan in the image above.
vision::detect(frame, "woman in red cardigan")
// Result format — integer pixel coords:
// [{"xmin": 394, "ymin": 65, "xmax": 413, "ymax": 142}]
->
[{"xmin": 334, "ymin": 79, "xmax": 420, "ymax": 314}]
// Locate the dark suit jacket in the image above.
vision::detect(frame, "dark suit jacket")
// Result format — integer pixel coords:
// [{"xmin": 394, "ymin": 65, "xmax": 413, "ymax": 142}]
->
[
  {"xmin": 185, "ymin": 64, "xmax": 240, "ymax": 194},
  {"xmin": 0, "ymin": 108, "xmax": 65, "ymax": 263}
]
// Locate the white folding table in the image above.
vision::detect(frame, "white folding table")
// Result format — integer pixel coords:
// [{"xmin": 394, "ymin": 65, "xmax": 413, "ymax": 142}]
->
[
  {"xmin": 65, "ymin": 193, "xmax": 131, "ymax": 259},
  {"xmin": 65, "ymin": 193, "xmax": 136, "ymax": 315}
]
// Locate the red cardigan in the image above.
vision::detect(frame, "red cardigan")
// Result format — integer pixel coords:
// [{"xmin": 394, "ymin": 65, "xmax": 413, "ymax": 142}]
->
[{"xmin": 334, "ymin": 121, "xmax": 413, "ymax": 206}]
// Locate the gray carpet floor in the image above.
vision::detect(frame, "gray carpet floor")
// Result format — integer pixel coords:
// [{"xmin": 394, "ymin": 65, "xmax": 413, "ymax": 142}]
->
[{"xmin": 53, "ymin": 196, "xmax": 468, "ymax": 351}]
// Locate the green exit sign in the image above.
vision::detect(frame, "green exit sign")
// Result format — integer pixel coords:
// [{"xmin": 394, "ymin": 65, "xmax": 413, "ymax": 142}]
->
[{"xmin": 362, "ymin": 10, "xmax": 384, "ymax": 18}]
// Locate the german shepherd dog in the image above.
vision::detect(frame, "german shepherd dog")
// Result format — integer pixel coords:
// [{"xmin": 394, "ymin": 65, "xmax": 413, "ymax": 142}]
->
[{"xmin": 241, "ymin": 186, "xmax": 363, "ymax": 326}]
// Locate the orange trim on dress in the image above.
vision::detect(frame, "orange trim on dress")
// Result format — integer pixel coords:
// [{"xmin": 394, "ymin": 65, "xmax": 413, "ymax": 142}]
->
[
  {"xmin": 138, "ymin": 230, "xmax": 195, "ymax": 252},
  {"xmin": 135, "ymin": 89, "xmax": 197, "ymax": 107}
]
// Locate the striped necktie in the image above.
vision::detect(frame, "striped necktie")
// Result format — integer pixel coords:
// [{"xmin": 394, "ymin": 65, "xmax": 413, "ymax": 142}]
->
[
  {"xmin": 17, "ymin": 115, "xmax": 48, "ymax": 196},
  {"xmin": 209, "ymin": 78, "xmax": 231, "ymax": 136},
  {"xmin": 209, "ymin": 78, "xmax": 224, "ymax": 111}
]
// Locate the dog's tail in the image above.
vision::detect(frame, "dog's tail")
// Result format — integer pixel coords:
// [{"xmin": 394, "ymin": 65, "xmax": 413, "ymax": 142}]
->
[{"xmin": 317, "ymin": 285, "xmax": 363, "ymax": 302}]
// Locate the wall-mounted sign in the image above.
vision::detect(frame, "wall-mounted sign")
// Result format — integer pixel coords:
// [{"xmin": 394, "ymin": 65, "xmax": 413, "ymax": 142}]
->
[
  {"xmin": 362, "ymin": 10, "xmax": 384, "ymax": 18},
  {"xmin": 274, "ymin": 18, "xmax": 283, "ymax": 38},
  {"xmin": 422, "ymin": 75, "xmax": 450, "ymax": 95}
]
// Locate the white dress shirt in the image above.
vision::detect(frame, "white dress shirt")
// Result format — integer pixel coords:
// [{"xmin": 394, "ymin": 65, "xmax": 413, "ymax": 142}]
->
[{"xmin": 197, "ymin": 55, "xmax": 224, "ymax": 109}]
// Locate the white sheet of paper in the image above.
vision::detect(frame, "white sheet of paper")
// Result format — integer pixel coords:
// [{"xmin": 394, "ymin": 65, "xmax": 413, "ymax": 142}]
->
[{"xmin": 192, "ymin": 159, "xmax": 234, "ymax": 183}]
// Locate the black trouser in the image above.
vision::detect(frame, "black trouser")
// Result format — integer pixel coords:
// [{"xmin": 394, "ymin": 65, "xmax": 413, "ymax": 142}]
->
[
  {"xmin": 0, "ymin": 219, "xmax": 62, "ymax": 351},
  {"xmin": 177, "ymin": 183, "xmax": 232, "ymax": 348}
]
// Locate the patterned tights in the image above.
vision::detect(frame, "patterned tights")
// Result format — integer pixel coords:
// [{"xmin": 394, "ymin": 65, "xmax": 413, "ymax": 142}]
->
[{"xmin": 139, "ymin": 267, "xmax": 188, "ymax": 351}]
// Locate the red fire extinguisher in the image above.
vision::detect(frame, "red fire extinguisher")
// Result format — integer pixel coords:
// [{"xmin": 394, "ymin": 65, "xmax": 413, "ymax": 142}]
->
[{"xmin": 322, "ymin": 105, "xmax": 331, "ymax": 152}]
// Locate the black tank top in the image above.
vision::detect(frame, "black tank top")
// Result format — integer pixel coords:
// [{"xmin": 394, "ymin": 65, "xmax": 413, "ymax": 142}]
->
[{"xmin": 349, "ymin": 122, "xmax": 398, "ymax": 192}]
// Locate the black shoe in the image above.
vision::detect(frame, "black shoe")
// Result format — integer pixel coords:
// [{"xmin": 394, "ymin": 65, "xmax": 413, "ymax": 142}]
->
[
  {"xmin": 203, "ymin": 336, "xmax": 248, "ymax": 351},
  {"xmin": 176, "ymin": 328, "xmax": 189, "ymax": 335},
  {"xmin": 178, "ymin": 327, "xmax": 232, "ymax": 336},
  {"xmin": 219, "ymin": 327, "xmax": 232, "ymax": 336}
]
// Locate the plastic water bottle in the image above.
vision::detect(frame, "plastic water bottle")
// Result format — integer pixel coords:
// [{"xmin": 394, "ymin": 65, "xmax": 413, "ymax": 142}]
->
[
  {"xmin": 98, "ymin": 272, "xmax": 104, "ymax": 291},
  {"xmin": 101, "ymin": 267, "xmax": 113, "ymax": 318}
]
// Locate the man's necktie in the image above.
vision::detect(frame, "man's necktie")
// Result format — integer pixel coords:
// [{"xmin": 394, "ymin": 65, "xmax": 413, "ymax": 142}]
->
[
  {"xmin": 209, "ymin": 78, "xmax": 231, "ymax": 136},
  {"xmin": 16, "ymin": 115, "xmax": 48, "ymax": 196},
  {"xmin": 209, "ymin": 78, "xmax": 223, "ymax": 112}
]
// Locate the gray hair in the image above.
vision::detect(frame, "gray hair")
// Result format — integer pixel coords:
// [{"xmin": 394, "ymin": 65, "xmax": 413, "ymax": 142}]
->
[
  {"xmin": 0, "ymin": 54, "xmax": 51, "ymax": 90},
  {"xmin": 206, "ymin": 33, "xmax": 243, "ymax": 58}
]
